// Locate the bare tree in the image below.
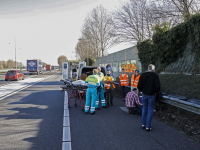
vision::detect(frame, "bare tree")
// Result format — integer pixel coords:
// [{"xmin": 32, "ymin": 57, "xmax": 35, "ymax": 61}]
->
[
  {"xmin": 113, "ymin": 0, "xmax": 200, "ymax": 44},
  {"xmin": 152, "ymin": 0, "xmax": 200, "ymax": 22},
  {"xmin": 75, "ymin": 40, "xmax": 87, "ymax": 60},
  {"xmin": 170, "ymin": 0, "xmax": 200, "ymax": 20},
  {"xmin": 78, "ymin": 5, "xmax": 118, "ymax": 59},
  {"xmin": 113, "ymin": 0, "xmax": 156, "ymax": 43}
]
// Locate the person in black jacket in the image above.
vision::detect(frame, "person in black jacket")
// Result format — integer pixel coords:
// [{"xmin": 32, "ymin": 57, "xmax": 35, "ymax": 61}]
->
[{"xmin": 137, "ymin": 64, "xmax": 161, "ymax": 131}]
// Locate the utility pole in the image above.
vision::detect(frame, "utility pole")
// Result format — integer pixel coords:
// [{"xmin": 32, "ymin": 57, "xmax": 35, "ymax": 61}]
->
[
  {"xmin": 87, "ymin": 40, "xmax": 89, "ymax": 66},
  {"xmin": 14, "ymin": 38, "xmax": 17, "ymax": 69},
  {"xmin": 78, "ymin": 38, "xmax": 89, "ymax": 65}
]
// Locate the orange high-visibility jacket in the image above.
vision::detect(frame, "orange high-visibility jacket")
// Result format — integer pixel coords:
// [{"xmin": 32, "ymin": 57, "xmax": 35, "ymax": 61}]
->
[
  {"xmin": 131, "ymin": 74, "xmax": 140, "ymax": 87},
  {"xmin": 120, "ymin": 74, "xmax": 128, "ymax": 86},
  {"xmin": 104, "ymin": 76, "xmax": 116, "ymax": 89}
]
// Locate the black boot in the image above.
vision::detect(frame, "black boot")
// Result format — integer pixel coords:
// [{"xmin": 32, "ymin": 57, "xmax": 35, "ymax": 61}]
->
[{"xmin": 91, "ymin": 112, "xmax": 95, "ymax": 115}]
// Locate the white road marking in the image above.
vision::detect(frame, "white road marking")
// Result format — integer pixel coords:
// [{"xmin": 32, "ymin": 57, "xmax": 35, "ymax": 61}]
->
[
  {"xmin": 63, "ymin": 127, "xmax": 71, "ymax": 141},
  {"xmin": 64, "ymin": 105, "xmax": 68, "ymax": 109},
  {"xmin": 0, "ymin": 75, "xmax": 38, "ymax": 87},
  {"xmin": 120, "ymin": 107, "xmax": 129, "ymax": 114},
  {"xmin": 63, "ymin": 117, "xmax": 70, "ymax": 127},
  {"xmin": 62, "ymin": 142, "xmax": 72, "ymax": 150},
  {"xmin": 120, "ymin": 107, "xmax": 140, "ymax": 116},
  {"xmin": 62, "ymin": 91, "xmax": 72, "ymax": 150},
  {"xmin": 0, "ymin": 74, "xmax": 55, "ymax": 100},
  {"xmin": 64, "ymin": 92, "xmax": 68, "ymax": 105},
  {"xmin": 64, "ymin": 110, "xmax": 69, "ymax": 117}
]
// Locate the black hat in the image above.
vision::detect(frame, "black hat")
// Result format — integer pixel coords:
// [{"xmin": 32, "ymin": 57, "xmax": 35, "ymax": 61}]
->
[
  {"xmin": 135, "ymin": 70, "xmax": 139, "ymax": 73},
  {"xmin": 132, "ymin": 88, "xmax": 137, "ymax": 91}
]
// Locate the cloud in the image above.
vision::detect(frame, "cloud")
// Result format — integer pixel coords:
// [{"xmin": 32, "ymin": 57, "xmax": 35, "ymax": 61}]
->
[{"xmin": 0, "ymin": 0, "xmax": 85, "ymax": 16}]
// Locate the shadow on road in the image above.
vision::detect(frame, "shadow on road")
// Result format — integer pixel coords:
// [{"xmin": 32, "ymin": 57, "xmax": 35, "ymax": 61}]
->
[{"xmin": 0, "ymin": 80, "xmax": 64, "ymax": 150}]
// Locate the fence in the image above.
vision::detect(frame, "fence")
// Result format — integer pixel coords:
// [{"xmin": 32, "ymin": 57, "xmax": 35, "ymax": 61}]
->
[{"xmin": 95, "ymin": 46, "xmax": 142, "ymax": 80}]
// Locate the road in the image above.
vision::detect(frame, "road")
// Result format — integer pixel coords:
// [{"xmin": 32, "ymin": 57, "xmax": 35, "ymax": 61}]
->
[
  {"xmin": 0, "ymin": 71, "xmax": 63, "ymax": 149},
  {"xmin": 0, "ymin": 71, "xmax": 200, "ymax": 150},
  {"xmin": 0, "ymin": 71, "xmax": 47, "ymax": 86}
]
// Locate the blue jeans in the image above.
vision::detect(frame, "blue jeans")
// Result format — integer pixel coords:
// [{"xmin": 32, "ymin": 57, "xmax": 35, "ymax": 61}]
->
[
  {"xmin": 121, "ymin": 86, "xmax": 127, "ymax": 98},
  {"xmin": 141, "ymin": 94, "xmax": 156, "ymax": 128}
]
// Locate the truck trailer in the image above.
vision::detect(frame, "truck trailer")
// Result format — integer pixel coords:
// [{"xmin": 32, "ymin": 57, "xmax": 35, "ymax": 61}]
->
[
  {"xmin": 46, "ymin": 64, "xmax": 51, "ymax": 71},
  {"xmin": 27, "ymin": 60, "xmax": 43, "ymax": 75}
]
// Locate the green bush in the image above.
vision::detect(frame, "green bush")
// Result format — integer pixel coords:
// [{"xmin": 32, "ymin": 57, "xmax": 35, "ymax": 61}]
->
[
  {"xmin": 159, "ymin": 74, "xmax": 200, "ymax": 99},
  {"xmin": 137, "ymin": 14, "xmax": 200, "ymax": 73}
]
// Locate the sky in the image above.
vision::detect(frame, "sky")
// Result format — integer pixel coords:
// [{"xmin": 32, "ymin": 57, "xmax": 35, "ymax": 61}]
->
[{"xmin": 0, "ymin": 0, "xmax": 133, "ymax": 66}]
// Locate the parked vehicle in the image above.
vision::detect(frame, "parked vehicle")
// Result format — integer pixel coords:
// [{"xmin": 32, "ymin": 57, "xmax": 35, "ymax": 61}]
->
[
  {"xmin": 46, "ymin": 64, "xmax": 51, "ymax": 71},
  {"xmin": 51, "ymin": 66, "xmax": 55, "ymax": 70},
  {"xmin": 78, "ymin": 66, "xmax": 109, "ymax": 97},
  {"xmin": 62, "ymin": 60, "xmax": 86, "ymax": 80},
  {"xmin": 5, "ymin": 70, "xmax": 25, "ymax": 81},
  {"xmin": 27, "ymin": 60, "xmax": 43, "ymax": 75},
  {"xmin": 78, "ymin": 66, "xmax": 107, "ymax": 80}
]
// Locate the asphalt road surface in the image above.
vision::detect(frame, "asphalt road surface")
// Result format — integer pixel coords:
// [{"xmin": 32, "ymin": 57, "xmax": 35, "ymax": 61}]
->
[
  {"xmin": 0, "ymin": 71, "xmax": 49, "ymax": 86},
  {"xmin": 69, "ymin": 95, "xmax": 200, "ymax": 150},
  {"xmin": 0, "ymin": 71, "xmax": 200, "ymax": 150},
  {"xmin": 0, "ymin": 71, "xmax": 63, "ymax": 150}
]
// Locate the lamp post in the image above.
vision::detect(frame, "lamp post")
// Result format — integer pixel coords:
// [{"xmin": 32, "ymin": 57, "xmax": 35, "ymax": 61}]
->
[
  {"xmin": 14, "ymin": 38, "xmax": 17, "ymax": 69},
  {"xmin": 9, "ymin": 38, "xmax": 17, "ymax": 69},
  {"xmin": 78, "ymin": 38, "xmax": 89, "ymax": 66},
  {"xmin": 77, "ymin": 43, "xmax": 81, "ymax": 60},
  {"xmin": 86, "ymin": 41, "xmax": 88, "ymax": 66}
]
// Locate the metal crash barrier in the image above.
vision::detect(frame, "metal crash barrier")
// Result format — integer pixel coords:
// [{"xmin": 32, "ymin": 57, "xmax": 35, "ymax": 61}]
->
[
  {"xmin": 161, "ymin": 95, "xmax": 200, "ymax": 115},
  {"xmin": 114, "ymin": 81, "xmax": 200, "ymax": 115}
]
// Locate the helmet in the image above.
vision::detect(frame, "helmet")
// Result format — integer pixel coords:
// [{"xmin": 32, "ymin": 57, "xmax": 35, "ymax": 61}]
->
[{"xmin": 135, "ymin": 70, "xmax": 139, "ymax": 73}]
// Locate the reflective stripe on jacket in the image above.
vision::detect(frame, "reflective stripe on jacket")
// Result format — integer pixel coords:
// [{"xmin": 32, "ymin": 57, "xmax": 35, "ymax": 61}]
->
[
  {"xmin": 120, "ymin": 74, "xmax": 128, "ymax": 86},
  {"xmin": 85, "ymin": 75, "xmax": 99, "ymax": 87},
  {"xmin": 104, "ymin": 76, "xmax": 116, "ymax": 89},
  {"xmin": 131, "ymin": 74, "xmax": 140, "ymax": 87},
  {"xmin": 97, "ymin": 72, "xmax": 104, "ymax": 81}
]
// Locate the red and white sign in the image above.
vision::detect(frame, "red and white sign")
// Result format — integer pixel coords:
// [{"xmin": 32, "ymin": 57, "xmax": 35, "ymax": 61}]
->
[{"xmin": 29, "ymin": 61, "xmax": 36, "ymax": 67}]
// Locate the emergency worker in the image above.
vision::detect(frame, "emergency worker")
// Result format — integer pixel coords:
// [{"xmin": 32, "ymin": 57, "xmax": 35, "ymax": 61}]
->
[
  {"xmin": 119, "ymin": 68, "xmax": 128, "ymax": 101},
  {"xmin": 84, "ymin": 69, "xmax": 99, "ymax": 115},
  {"xmin": 131, "ymin": 70, "xmax": 140, "ymax": 94},
  {"xmin": 104, "ymin": 70, "xmax": 115, "ymax": 107},
  {"xmin": 96, "ymin": 66, "xmax": 106, "ymax": 108}
]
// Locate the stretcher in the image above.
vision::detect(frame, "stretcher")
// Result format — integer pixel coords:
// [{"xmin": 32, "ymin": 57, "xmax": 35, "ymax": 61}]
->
[{"xmin": 60, "ymin": 79, "xmax": 87, "ymax": 109}]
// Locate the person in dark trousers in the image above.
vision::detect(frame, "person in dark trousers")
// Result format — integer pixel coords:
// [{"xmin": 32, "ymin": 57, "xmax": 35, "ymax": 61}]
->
[
  {"xmin": 137, "ymin": 64, "xmax": 161, "ymax": 131},
  {"xmin": 125, "ymin": 88, "xmax": 143, "ymax": 115},
  {"xmin": 104, "ymin": 70, "xmax": 116, "ymax": 107},
  {"xmin": 119, "ymin": 69, "xmax": 128, "ymax": 101}
]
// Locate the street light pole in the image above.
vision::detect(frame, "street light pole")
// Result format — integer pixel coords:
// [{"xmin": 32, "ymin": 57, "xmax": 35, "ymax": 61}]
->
[
  {"xmin": 78, "ymin": 38, "xmax": 89, "ymax": 65},
  {"xmin": 87, "ymin": 40, "xmax": 88, "ymax": 66},
  {"xmin": 14, "ymin": 38, "xmax": 17, "ymax": 69},
  {"xmin": 77, "ymin": 44, "xmax": 81, "ymax": 60}
]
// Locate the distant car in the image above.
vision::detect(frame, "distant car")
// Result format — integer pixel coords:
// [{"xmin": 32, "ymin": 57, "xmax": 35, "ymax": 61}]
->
[{"xmin": 5, "ymin": 70, "xmax": 25, "ymax": 81}]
